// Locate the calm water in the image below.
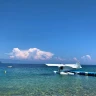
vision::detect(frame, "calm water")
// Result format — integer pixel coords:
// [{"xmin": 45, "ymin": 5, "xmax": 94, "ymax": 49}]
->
[{"xmin": 0, "ymin": 63, "xmax": 96, "ymax": 96}]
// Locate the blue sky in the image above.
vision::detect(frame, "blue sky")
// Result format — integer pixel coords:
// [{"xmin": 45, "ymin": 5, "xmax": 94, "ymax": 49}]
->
[{"xmin": 0, "ymin": 0, "xmax": 96, "ymax": 64}]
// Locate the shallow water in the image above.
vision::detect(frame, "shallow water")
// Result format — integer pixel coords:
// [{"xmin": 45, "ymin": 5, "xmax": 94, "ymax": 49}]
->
[{"xmin": 0, "ymin": 64, "xmax": 96, "ymax": 96}]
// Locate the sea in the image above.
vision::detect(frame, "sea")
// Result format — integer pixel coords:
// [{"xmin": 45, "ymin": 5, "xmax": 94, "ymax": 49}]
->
[{"xmin": 0, "ymin": 63, "xmax": 96, "ymax": 96}]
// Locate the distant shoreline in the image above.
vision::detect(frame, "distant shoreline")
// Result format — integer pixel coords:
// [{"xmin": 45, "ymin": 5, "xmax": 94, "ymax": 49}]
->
[{"xmin": 0, "ymin": 62, "xmax": 96, "ymax": 66}]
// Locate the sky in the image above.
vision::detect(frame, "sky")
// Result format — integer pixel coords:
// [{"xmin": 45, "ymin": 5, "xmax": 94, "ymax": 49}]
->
[{"xmin": 0, "ymin": 0, "xmax": 96, "ymax": 64}]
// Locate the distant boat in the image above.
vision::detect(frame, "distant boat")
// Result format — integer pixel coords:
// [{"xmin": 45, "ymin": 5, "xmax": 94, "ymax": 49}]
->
[{"xmin": 8, "ymin": 66, "xmax": 12, "ymax": 68}]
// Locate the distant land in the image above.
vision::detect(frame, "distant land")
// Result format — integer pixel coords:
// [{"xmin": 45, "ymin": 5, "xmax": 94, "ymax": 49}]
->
[
  {"xmin": 0, "ymin": 58, "xmax": 75, "ymax": 64},
  {"xmin": 0, "ymin": 58, "xmax": 95, "ymax": 65}
]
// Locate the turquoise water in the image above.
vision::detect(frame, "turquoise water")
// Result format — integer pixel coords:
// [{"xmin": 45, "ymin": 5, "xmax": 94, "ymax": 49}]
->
[{"xmin": 0, "ymin": 64, "xmax": 96, "ymax": 96}]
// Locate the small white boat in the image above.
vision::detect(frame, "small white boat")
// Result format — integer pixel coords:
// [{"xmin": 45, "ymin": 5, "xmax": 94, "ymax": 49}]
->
[
  {"xmin": 53, "ymin": 71, "xmax": 58, "ymax": 74},
  {"xmin": 8, "ymin": 66, "xmax": 12, "ymax": 68}
]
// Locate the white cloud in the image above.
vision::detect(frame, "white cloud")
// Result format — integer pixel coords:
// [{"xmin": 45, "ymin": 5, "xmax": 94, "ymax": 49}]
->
[
  {"xmin": 55, "ymin": 57, "xmax": 65, "ymax": 61},
  {"xmin": 81, "ymin": 56, "xmax": 85, "ymax": 59},
  {"xmin": 10, "ymin": 56, "xmax": 14, "ymax": 58},
  {"xmin": 9, "ymin": 48, "xmax": 54, "ymax": 60},
  {"xmin": 86, "ymin": 55, "xmax": 91, "ymax": 60},
  {"xmin": 81, "ymin": 55, "xmax": 91, "ymax": 60},
  {"xmin": 73, "ymin": 57, "xmax": 78, "ymax": 62}
]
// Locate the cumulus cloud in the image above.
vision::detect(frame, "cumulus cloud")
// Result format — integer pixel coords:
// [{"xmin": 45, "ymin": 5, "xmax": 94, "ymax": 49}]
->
[
  {"xmin": 81, "ymin": 55, "xmax": 91, "ymax": 60},
  {"xmin": 9, "ymin": 48, "xmax": 54, "ymax": 60}
]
